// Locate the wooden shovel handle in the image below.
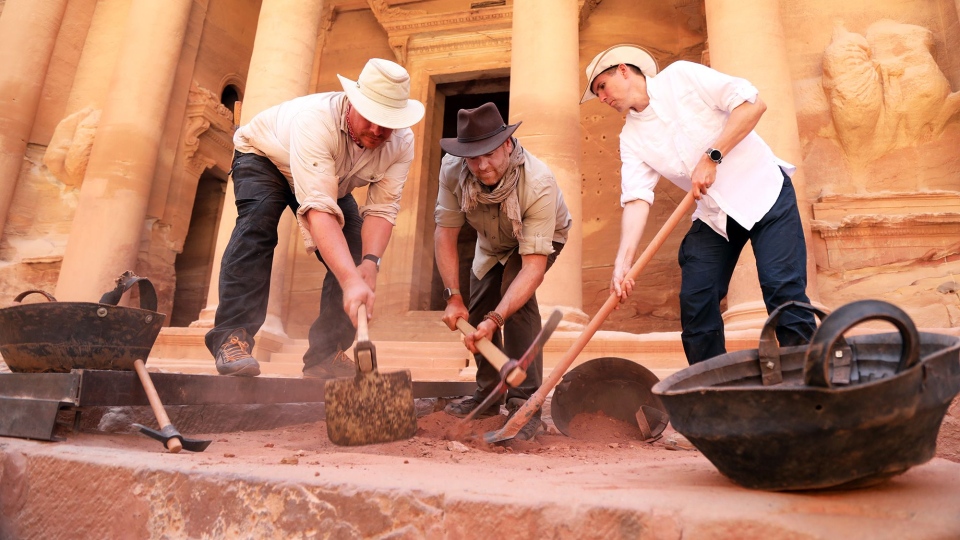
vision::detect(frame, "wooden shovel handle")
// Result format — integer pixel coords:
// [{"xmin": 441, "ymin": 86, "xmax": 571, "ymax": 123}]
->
[
  {"xmin": 495, "ymin": 192, "xmax": 696, "ymax": 440},
  {"xmin": 455, "ymin": 318, "xmax": 526, "ymax": 386},
  {"xmin": 133, "ymin": 359, "xmax": 182, "ymax": 453},
  {"xmin": 357, "ymin": 304, "xmax": 370, "ymax": 342}
]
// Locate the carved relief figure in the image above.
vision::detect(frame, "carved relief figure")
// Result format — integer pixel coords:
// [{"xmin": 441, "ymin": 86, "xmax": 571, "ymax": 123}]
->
[{"xmin": 822, "ymin": 20, "xmax": 960, "ymax": 168}]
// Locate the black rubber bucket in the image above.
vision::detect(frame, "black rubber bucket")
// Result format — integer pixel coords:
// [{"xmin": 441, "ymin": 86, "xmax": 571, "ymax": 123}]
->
[
  {"xmin": 552, "ymin": 356, "xmax": 667, "ymax": 440},
  {"xmin": 0, "ymin": 272, "xmax": 166, "ymax": 373},
  {"xmin": 653, "ymin": 300, "xmax": 960, "ymax": 491}
]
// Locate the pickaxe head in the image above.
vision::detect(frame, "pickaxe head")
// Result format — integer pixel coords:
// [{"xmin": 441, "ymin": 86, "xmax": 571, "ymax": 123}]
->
[{"xmin": 134, "ymin": 423, "xmax": 212, "ymax": 452}]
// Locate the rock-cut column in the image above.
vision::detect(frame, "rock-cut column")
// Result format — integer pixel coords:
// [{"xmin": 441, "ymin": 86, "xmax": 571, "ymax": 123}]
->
[
  {"xmin": 195, "ymin": 0, "xmax": 323, "ymax": 330},
  {"xmin": 704, "ymin": 0, "xmax": 821, "ymax": 331},
  {"xmin": 509, "ymin": 0, "xmax": 586, "ymax": 323},
  {"xmin": 0, "ymin": 0, "xmax": 69, "ymax": 242},
  {"xmin": 55, "ymin": 0, "xmax": 194, "ymax": 300}
]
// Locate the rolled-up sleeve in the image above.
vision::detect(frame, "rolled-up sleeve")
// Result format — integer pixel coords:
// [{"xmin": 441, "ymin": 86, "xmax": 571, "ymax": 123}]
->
[
  {"xmin": 620, "ymin": 139, "xmax": 659, "ymax": 207},
  {"xmin": 517, "ymin": 176, "xmax": 558, "ymax": 256},
  {"xmin": 681, "ymin": 60, "xmax": 758, "ymax": 112},
  {"xmin": 434, "ymin": 156, "xmax": 466, "ymax": 228},
  {"xmin": 360, "ymin": 143, "xmax": 412, "ymax": 224},
  {"xmin": 289, "ymin": 108, "xmax": 344, "ymax": 227}
]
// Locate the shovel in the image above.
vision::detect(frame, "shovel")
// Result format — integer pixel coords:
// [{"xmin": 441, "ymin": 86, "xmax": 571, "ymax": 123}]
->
[
  {"xmin": 484, "ymin": 192, "xmax": 696, "ymax": 443},
  {"xmin": 324, "ymin": 305, "xmax": 417, "ymax": 446}
]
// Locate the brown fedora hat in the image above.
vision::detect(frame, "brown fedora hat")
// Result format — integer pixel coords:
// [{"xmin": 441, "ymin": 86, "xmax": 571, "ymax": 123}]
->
[{"xmin": 440, "ymin": 103, "xmax": 521, "ymax": 158}]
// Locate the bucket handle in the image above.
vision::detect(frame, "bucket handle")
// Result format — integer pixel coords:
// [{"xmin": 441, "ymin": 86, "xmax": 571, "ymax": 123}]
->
[
  {"xmin": 98, "ymin": 271, "xmax": 158, "ymax": 312},
  {"xmin": 803, "ymin": 299, "xmax": 920, "ymax": 388},
  {"xmin": 11, "ymin": 289, "xmax": 58, "ymax": 303},
  {"xmin": 758, "ymin": 301, "xmax": 831, "ymax": 385}
]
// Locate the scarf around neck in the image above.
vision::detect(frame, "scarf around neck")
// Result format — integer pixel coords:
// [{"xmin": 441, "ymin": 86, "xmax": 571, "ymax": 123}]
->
[{"xmin": 458, "ymin": 138, "xmax": 526, "ymax": 242}]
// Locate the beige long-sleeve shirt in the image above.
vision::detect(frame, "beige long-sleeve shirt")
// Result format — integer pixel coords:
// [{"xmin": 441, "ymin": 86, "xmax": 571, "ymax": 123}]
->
[
  {"xmin": 435, "ymin": 148, "xmax": 572, "ymax": 280},
  {"xmin": 234, "ymin": 92, "xmax": 414, "ymax": 252}
]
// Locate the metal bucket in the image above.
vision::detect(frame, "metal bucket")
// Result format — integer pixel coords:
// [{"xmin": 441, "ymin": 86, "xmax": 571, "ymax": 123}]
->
[
  {"xmin": 652, "ymin": 300, "xmax": 960, "ymax": 491},
  {"xmin": 552, "ymin": 357, "xmax": 667, "ymax": 440},
  {"xmin": 0, "ymin": 272, "xmax": 166, "ymax": 373}
]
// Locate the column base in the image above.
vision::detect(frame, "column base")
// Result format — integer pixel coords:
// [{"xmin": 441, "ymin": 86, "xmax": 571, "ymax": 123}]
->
[
  {"xmin": 189, "ymin": 306, "xmax": 217, "ymax": 329},
  {"xmin": 721, "ymin": 300, "xmax": 769, "ymax": 332},
  {"xmin": 540, "ymin": 304, "xmax": 589, "ymax": 331},
  {"xmin": 260, "ymin": 314, "xmax": 288, "ymax": 338}
]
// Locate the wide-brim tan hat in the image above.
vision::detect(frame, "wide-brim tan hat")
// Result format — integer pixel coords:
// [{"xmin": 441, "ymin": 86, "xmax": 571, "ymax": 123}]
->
[
  {"xmin": 580, "ymin": 44, "xmax": 659, "ymax": 104},
  {"xmin": 337, "ymin": 58, "xmax": 425, "ymax": 129}
]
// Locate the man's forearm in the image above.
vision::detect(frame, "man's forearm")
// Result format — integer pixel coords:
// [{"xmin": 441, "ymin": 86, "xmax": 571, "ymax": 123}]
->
[
  {"xmin": 709, "ymin": 97, "xmax": 766, "ymax": 156},
  {"xmin": 306, "ymin": 209, "xmax": 363, "ymax": 287},
  {"xmin": 616, "ymin": 200, "xmax": 651, "ymax": 267},
  {"xmin": 495, "ymin": 254, "xmax": 547, "ymax": 320},
  {"xmin": 360, "ymin": 215, "xmax": 394, "ymax": 259},
  {"xmin": 434, "ymin": 226, "xmax": 461, "ymax": 289}
]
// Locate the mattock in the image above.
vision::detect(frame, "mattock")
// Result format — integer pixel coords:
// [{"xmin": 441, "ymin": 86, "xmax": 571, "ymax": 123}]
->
[
  {"xmin": 131, "ymin": 359, "xmax": 212, "ymax": 453},
  {"xmin": 454, "ymin": 310, "xmax": 564, "ymax": 424}
]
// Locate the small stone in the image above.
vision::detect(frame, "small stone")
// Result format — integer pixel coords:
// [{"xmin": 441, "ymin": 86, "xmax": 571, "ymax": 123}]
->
[
  {"xmin": 280, "ymin": 456, "xmax": 299, "ymax": 465},
  {"xmin": 264, "ymin": 443, "xmax": 275, "ymax": 448},
  {"xmin": 223, "ymin": 453, "xmax": 236, "ymax": 458},
  {"xmin": 447, "ymin": 441, "xmax": 469, "ymax": 453}
]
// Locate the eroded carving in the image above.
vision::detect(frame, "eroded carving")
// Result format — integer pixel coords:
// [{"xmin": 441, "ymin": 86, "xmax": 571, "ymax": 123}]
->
[
  {"xmin": 822, "ymin": 20, "xmax": 960, "ymax": 167},
  {"xmin": 42, "ymin": 107, "xmax": 102, "ymax": 188}
]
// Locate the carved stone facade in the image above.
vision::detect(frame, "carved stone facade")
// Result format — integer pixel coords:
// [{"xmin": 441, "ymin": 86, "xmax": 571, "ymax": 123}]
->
[{"xmin": 0, "ymin": 0, "xmax": 958, "ymax": 338}]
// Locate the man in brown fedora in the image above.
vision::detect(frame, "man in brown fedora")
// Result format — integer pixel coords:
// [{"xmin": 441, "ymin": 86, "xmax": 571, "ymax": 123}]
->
[
  {"xmin": 206, "ymin": 58, "xmax": 424, "ymax": 378},
  {"xmin": 434, "ymin": 102, "xmax": 572, "ymax": 440}
]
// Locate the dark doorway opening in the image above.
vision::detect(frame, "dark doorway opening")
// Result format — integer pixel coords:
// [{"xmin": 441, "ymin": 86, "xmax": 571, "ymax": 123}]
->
[
  {"xmin": 170, "ymin": 171, "xmax": 226, "ymax": 327},
  {"xmin": 427, "ymin": 81, "xmax": 510, "ymax": 311}
]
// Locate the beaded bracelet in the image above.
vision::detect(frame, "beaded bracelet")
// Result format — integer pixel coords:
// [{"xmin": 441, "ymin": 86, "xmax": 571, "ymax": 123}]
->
[{"xmin": 483, "ymin": 311, "xmax": 505, "ymax": 328}]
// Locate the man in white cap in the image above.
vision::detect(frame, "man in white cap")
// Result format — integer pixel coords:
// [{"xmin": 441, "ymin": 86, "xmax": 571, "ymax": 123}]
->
[
  {"xmin": 434, "ymin": 102, "xmax": 572, "ymax": 440},
  {"xmin": 581, "ymin": 44, "xmax": 816, "ymax": 365},
  {"xmin": 207, "ymin": 58, "xmax": 425, "ymax": 377}
]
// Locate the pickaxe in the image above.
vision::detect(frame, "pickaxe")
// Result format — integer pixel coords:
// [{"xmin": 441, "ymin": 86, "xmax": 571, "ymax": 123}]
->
[
  {"xmin": 131, "ymin": 359, "xmax": 212, "ymax": 452},
  {"xmin": 483, "ymin": 192, "xmax": 696, "ymax": 443},
  {"xmin": 455, "ymin": 309, "xmax": 564, "ymax": 423}
]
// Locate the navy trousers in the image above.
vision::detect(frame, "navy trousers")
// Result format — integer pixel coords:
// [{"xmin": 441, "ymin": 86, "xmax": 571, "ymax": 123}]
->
[
  {"xmin": 205, "ymin": 151, "xmax": 361, "ymax": 367},
  {"xmin": 677, "ymin": 171, "xmax": 816, "ymax": 364}
]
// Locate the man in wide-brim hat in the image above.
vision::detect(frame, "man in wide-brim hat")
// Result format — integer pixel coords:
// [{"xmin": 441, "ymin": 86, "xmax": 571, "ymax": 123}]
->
[
  {"xmin": 581, "ymin": 43, "xmax": 817, "ymax": 366},
  {"xmin": 434, "ymin": 102, "xmax": 572, "ymax": 441},
  {"xmin": 206, "ymin": 58, "xmax": 424, "ymax": 379}
]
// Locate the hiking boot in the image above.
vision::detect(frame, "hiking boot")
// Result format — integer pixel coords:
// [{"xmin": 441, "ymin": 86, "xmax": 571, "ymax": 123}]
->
[
  {"xmin": 506, "ymin": 398, "xmax": 543, "ymax": 441},
  {"xmin": 444, "ymin": 395, "xmax": 502, "ymax": 419},
  {"xmin": 302, "ymin": 349, "xmax": 356, "ymax": 379},
  {"xmin": 215, "ymin": 329, "xmax": 260, "ymax": 377}
]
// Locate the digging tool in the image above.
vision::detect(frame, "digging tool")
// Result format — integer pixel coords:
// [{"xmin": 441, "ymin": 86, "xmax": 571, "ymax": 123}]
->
[
  {"xmin": 132, "ymin": 359, "xmax": 212, "ymax": 453},
  {"xmin": 455, "ymin": 310, "xmax": 564, "ymax": 423},
  {"xmin": 324, "ymin": 305, "xmax": 417, "ymax": 446},
  {"xmin": 455, "ymin": 319, "xmax": 527, "ymax": 388},
  {"xmin": 484, "ymin": 192, "xmax": 696, "ymax": 443}
]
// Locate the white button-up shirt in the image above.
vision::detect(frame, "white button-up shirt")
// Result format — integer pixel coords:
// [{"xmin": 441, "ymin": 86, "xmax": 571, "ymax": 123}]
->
[
  {"xmin": 234, "ymin": 92, "xmax": 414, "ymax": 252},
  {"xmin": 619, "ymin": 61, "xmax": 795, "ymax": 238}
]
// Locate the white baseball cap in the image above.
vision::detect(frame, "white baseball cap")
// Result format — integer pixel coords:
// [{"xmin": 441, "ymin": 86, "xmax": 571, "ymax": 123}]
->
[
  {"xmin": 337, "ymin": 58, "xmax": 425, "ymax": 129},
  {"xmin": 580, "ymin": 44, "xmax": 659, "ymax": 104}
]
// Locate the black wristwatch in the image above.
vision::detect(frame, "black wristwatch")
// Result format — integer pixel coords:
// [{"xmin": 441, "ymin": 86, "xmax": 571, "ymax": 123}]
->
[
  {"xmin": 442, "ymin": 288, "xmax": 461, "ymax": 301},
  {"xmin": 706, "ymin": 148, "xmax": 723, "ymax": 164},
  {"xmin": 362, "ymin": 254, "xmax": 380, "ymax": 272}
]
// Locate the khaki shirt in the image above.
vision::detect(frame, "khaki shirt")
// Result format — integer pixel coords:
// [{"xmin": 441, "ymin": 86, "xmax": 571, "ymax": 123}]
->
[
  {"xmin": 435, "ymin": 148, "xmax": 572, "ymax": 279},
  {"xmin": 234, "ymin": 92, "xmax": 414, "ymax": 252}
]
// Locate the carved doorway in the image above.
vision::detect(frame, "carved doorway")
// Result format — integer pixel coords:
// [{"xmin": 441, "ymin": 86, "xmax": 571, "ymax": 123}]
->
[
  {"xmin": 170, "ymin": 170, "xmax": 227, "ymax": 327},
  {"xmin": 424, "ymin": 78, "xmax": 510, "ymax": 311}
]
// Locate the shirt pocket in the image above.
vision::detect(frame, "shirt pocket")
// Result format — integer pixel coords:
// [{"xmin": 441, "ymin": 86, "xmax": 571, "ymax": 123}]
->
[{"xmin": 674, "ymin": 90, "xmax": 719, "ymax": 170}]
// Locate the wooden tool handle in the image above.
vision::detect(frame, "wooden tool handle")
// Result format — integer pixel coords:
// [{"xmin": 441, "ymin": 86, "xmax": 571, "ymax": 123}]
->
[
  {"xmin": 357, "ymin": 304, "xmax": 370, "ymax": 342},
  {"xmin": 495, "ymin": 192, "xmax": 697, "ymax": 440},
  {"xmin": 457, "ymin": 317, "xmax": 527, "ymax": 387},
  {"xmin": 133, "ymin": 359, "xmax": 182, "ymax": 453}
]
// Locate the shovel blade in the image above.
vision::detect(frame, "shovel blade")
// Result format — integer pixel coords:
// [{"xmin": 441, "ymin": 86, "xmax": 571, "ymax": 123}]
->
[{"xmin": 324, "ymin": 369, "xmax": 417, "ymax": 446}]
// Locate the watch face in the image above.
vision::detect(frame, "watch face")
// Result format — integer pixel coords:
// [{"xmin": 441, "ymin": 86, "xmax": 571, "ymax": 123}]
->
[{"xmin": 709, "ymin": 149, "xmax": 722, "ymax": 162}]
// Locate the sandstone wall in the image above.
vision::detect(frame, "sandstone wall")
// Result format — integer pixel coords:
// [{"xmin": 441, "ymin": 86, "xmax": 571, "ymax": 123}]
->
[
  {"xmin": 784, "ymin": 0, "xmax": 960, "ymax": 328},
  {"xmin": 578, "ymin": 0, "xmax": 707, "ymax": 333}
]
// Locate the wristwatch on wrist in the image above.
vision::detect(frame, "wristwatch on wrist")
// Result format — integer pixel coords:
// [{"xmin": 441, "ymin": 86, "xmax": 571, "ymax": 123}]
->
[
  {"xmin": 442, "ymin": 287, "xmax": 461, "ymax": 302},
  {"xmin": 706, "ymin": 148, "xmax": 723, "ymax": 164},
  {"xmin": 362, "ymin": 254, "xmax": 381, "ymax": 272}
]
